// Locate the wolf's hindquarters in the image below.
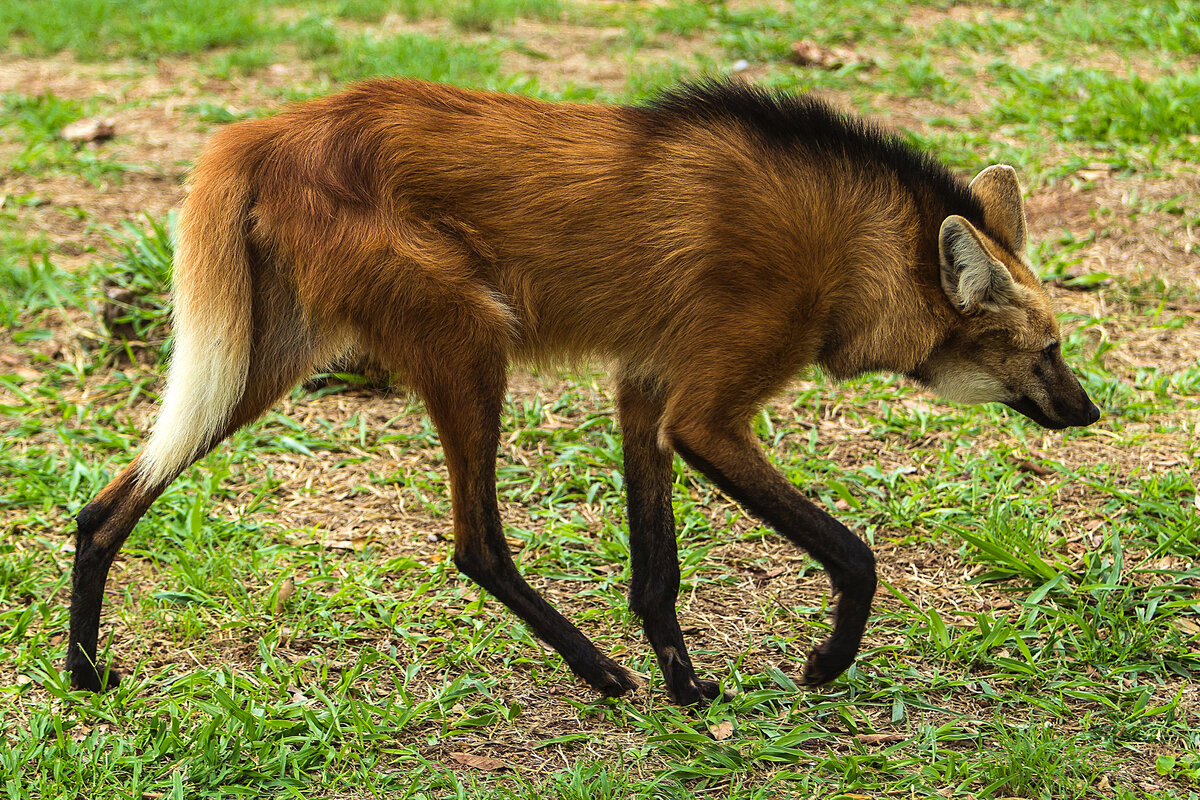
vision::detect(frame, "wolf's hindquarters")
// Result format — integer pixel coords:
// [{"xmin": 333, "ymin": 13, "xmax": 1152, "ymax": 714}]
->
[{"xmin": 68, "ymin": 159, "xmax": 320, "ymax": 691}]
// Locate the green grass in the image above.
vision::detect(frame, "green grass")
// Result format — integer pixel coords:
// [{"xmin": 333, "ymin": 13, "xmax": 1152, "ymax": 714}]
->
[
  {"xmin": 0, "ymin": 92, "xmax": 130, "ymax": 182},
  {"xmin": 990, "ymin": 64, "xmax": 1200, "ymax": 145},
  {"xmin": 925, "ymin": 0, "xmax": 1200, "ymax": 57},
  {"xmin": 321, "ymin": 32, "xmax": 505, "ymax": 85},
  {"xmin": 0, "ymin": 0, "xmax": 268, "ymax": 60},
  {"xmin": 2, "ymin": 0, "xmax": 1199, "ymax": 798}
]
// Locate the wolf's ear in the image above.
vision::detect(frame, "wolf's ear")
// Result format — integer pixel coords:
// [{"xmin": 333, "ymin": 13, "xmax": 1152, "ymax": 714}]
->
[
  {"xmin": 969, "ymin": 164, "xmax": 1027, "ymax": 254},
  {"xmin": 939, "ymin": 215, "xmax": 1017, "ymax": 313}
]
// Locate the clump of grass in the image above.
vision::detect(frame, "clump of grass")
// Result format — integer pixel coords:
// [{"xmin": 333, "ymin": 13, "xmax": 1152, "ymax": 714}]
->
[
  {"xmin": 976, "ymin": 723, "xmax": 1106, "ymax": 799},
  {"xmin": 991, "ymin": 64, "xmax": 1200, "ymax": 146},
  {"xmin": 449, "ymin": 0, "xmax": 563, "ymax": 32},
  {"xmin": 0, "ymin": 91, "xmax": 130, "ymax": 182},
  {"xmin": 319, "ymin": 32, "xmax": 503, "ymax": 85},
  {"xmin": 93, "ymin": 214, "xmax": 175, "ymax": 352},
  {"xmin": 0, "ymin": 0, "xmax": 266, "ymax": 60},
  {"xmin": 1, "ymin": 91, "xmax": 84, "ymax": 139}
]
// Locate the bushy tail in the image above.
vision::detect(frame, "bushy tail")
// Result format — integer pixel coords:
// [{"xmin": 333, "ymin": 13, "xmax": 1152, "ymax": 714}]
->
[{"xmin": 137, "ymin": 163, "xmax": 253, "ymax": 489}]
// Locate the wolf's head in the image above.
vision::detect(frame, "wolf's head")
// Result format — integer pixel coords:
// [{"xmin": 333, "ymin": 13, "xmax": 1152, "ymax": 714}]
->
[{"xmin": 909, "ymin": 165, "xmax": 1100, "ymax": 430}]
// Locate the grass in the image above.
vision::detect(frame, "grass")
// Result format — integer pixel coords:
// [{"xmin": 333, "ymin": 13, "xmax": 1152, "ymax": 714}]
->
[
  {"xmin": 1, "ymin": 0, "xmax": 1199, "ymax": 798},
  {"xmin": 0, "ymin": 92, "xmax": 130, "ymax": 183},
  {"xmin": 0, "ymin": 0, "xmax": 266, "ymax": 60}
]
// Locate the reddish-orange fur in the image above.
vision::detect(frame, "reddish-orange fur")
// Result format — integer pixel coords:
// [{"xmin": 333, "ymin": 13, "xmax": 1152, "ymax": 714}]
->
[
  {"xmin": 66, "ymin": 79, "xmax": 1098, "ymax": 702},
  {"xmin": 197, "ymin": 81, "xmax": 965, "ymax": 388}
]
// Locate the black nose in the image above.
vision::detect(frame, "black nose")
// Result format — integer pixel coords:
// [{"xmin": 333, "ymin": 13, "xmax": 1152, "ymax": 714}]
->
[{"xmin": 1086, "ymin": 401, "xmax": 1101, "ymax": 425}]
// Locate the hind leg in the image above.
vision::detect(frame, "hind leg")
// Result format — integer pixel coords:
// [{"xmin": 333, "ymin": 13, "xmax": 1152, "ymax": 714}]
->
[
  {"xmin": 67, "ymin": 460, "xmax": 163, "ymax": 691},
  {"xmin": 411, "ymin": 351, "xmax": 636, "ymax": 697},
  {"xmin": 341, "ymin": 228, "xmax": 636, "ymax": 696},
  {"xmin": 67, "ymin": 335, "xmax": 318, "ymax": 692}
]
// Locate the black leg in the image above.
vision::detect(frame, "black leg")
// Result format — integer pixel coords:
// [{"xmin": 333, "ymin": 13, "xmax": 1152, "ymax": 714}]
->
[
  {"xmin": 420, "ymin": 359, "xmax": 637, "ymax": 697},
  {"xmin": 669, "ymin": 420, "xmax": 876, "ymax": 685},
  {"xmin": 67, "ymin": 332, "xmax": 316, "ymax": 692},
  {"xmin": 68, "ymin": 537, "xmax": 124, "ymax": 692},
  {"xmin": 617, "ymin": 378, "xmax": 720, "ymax": 704},
  {"xmin": 67, "ymin": 464, "xmax": 164, "ymax": 691}
]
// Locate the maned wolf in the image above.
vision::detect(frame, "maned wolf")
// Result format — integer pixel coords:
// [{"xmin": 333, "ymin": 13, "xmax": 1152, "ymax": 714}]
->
[{"xmin": 68, "ymin": 79, "xmax": 1100, "ymax": 704}]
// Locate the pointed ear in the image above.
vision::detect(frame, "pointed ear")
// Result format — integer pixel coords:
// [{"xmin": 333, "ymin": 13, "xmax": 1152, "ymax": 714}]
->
[
  {"xmin": 939, "ymin": 215, "xmax": 1017, "ymax": 313},
  {"xmin": 969, "ymin": 164, "xmax": 1028, "ymax": 254}
]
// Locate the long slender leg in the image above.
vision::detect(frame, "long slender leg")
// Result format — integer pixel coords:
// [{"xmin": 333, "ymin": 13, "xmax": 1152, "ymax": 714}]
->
[
  {"xmin": 617, "ymin": 377, "xmax": 720, "ymax": 704},
  {"xmin": 418, "ymin": 356, "xmax": 637, "ymax": 697},
  {"xmin": 68, "ymin": 339, "xmax": 315, "ymax": 692},
  {"xmin": 667, "ymin": 416, "xmax": 876, "ymax": 685},
  {"xmin": 67, "ymin": 461, "xmax": 166, "ymax": 691}
]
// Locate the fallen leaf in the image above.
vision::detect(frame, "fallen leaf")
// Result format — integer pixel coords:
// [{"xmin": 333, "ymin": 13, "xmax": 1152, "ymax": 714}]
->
[
  {"xmin": 274, "ymin": 577, "xmax": 295, "ymax": 616},
  {"xmin": 709, "ymin": 720, "xmax": 734, "ymax": 740},
  {"xmin": 61, "ymin": 118, "xmax": 116, "ymax": 144},
  {"xmin": 790, "ymin": 40, "xmax": 865, "ymax": 69},
  {"xmin": 898, "ymin": 397, "xmax": 937, "ymax": 414},
  {"xmin": 1076, "ymin": 164, "xmax": 1112, "ymax": 182},
  {"xmin": 449, "ymin": 752, "xmax": 508, "ymax": 771},
  {"xmin": 1176, "ymin": 617, "xmax": 1200, "ymax": 637},
  {"xmin": 1016, "ymin": 459, "xmax": 1054, "ymax": 477},
  {"xmin": 319, "ymin": 530, "xmax": 370, "ymax": 551},
  {"xmin": 855, "ymin": 733, "xmax": 904, "ymax": 745},
  {"xmin": 752, "ymin": 567, "xmax": 786, "ymax": 586}
]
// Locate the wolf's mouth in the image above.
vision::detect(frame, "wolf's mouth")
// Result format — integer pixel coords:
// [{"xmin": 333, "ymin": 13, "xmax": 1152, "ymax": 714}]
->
[{"xmin": 1002, "ymin": 395, "xmax": 1072, "ymax": 430}]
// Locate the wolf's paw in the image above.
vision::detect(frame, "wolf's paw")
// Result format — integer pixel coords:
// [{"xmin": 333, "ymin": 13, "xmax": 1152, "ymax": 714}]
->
[
  {"xmin": 801, "ymin": 639, "xmax": 856, "ymax": 686},
  {"xmin": 69, "ymin": 663, "xmax": 122, "ymax": 693},
  {"xmin": 583, "ymin": 656, "xmax": 639, "ymax": 698}
]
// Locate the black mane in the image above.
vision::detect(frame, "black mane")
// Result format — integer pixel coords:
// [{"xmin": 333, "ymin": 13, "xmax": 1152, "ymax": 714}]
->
[{"xmin": 639, "ymin": 80, "xmax": 989, "ymax": 229}]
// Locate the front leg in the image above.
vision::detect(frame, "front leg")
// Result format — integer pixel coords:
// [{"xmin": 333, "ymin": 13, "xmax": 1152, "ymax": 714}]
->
[
  {"xmin": 668, "ymin": 416, "xmax": 876, "ymax": 685},
  {"xmin": 617, "ymin": 378, "xmax": 721, "ymax": 705}
]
